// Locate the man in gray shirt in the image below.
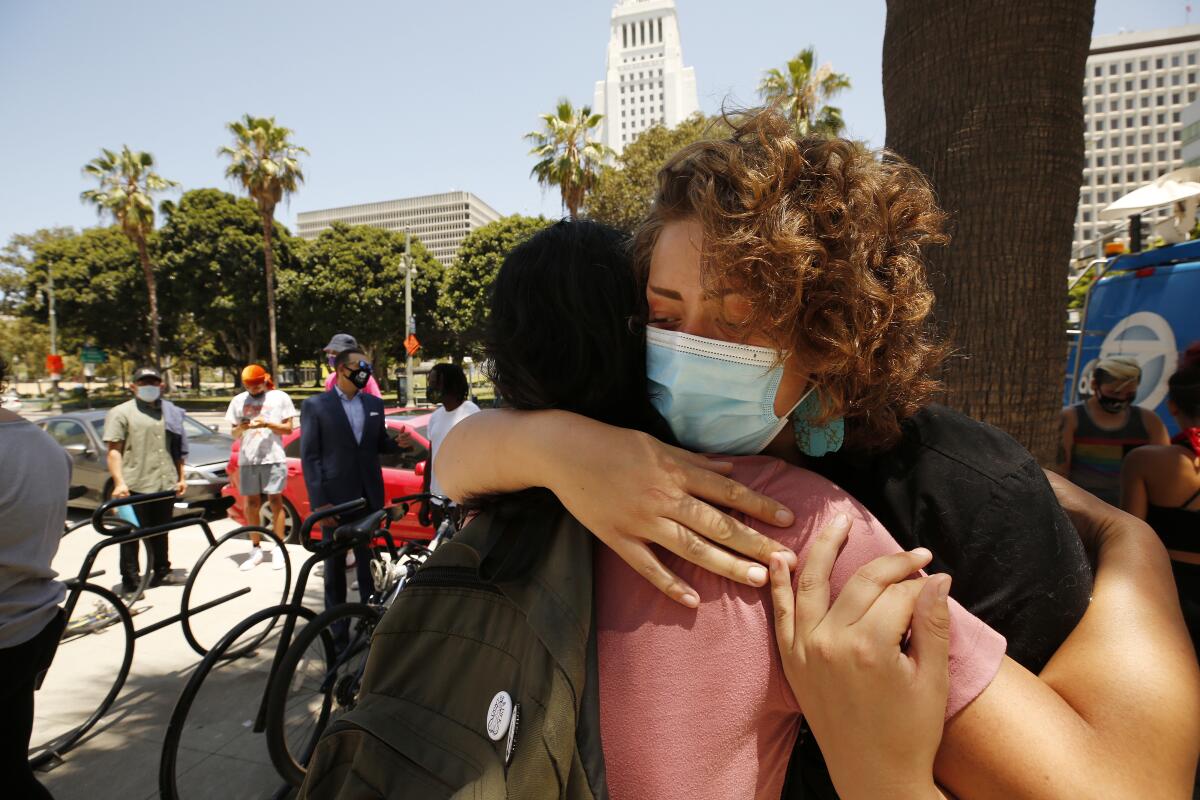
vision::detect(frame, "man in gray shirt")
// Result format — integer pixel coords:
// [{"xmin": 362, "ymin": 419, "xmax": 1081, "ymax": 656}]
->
[{"xmin": 0, "ymin": 355, "xmax": 68, "ymax": 799}]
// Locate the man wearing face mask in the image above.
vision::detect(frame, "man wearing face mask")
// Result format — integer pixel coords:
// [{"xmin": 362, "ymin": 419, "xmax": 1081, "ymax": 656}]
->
[
  {"xmin": 300, "ymin": 350, "xmax": 402, "ymax": 634},
  {"xmin": 103, "ymin": 366, "xmax": 189, "ymax": 594},
  {"xmin": 1057, "ymin": 355, "xmax": 1169, "ymax": 505},
  {"xmin": 321, "ymin": 333, "xmax": 382, "ymax": 398},
  {"xmin": 225, "ymin": 364, "xmax": 297, "ymax": 569}
]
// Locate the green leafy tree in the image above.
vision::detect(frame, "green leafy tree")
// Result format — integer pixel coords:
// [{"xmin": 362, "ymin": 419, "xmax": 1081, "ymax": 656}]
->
[
  {"xmin": 80, "ymin": 146, "xmax": 178, "ymax": 367},
  {"xmin": 219, "ymin": 114, "xmax": 308, "ymax": 378},
  {"xmin": 0, "ymin": 316, "xmax": 50, "ymax": 385},
  {"xmin": 438, "ymin": 215, "xmax": 552, "ymax": 356},
  {"xmin": 15, "ymin": 227, "xmax": 153, "ymax": 360},
  {"xmin": 157, "ymin": 188, "xmax": 301, "ymax": 373},
  {"xmin": 758, "ymin": 48, "xmax": 851, "ymax": 137},
  {"xmin": 586, "ymin": 114, "xmax": 726, "ymax": 233},
  {"xmin": 526, "ymin": 99, "xmax": 611, "ymax": 218},
  {"xmin": 292, "ymin": 223, "xmax": 441, "ymax": 389}
]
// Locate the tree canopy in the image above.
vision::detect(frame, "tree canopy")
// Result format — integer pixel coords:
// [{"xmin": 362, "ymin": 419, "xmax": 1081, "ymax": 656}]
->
[
  {"xmin": 438, "ymin": 215, "xmax": 552, "ymax": 357},
  {"xmin": 758, "ymin": 48, "xmax": 851, "ymax": 138},
  {"xmin": 526, "ymin": 99, "xmax": 610, "ymax": 218}
]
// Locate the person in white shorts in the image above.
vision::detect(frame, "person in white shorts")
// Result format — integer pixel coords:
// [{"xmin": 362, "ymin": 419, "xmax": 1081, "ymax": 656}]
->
[{"xmin": 225, "ymin": 364, "xmax": 297, "ymax": 570}]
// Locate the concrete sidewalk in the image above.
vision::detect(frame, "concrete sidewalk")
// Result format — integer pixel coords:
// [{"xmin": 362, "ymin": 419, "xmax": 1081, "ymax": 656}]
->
[{"xmin": 34, "ymin": 511, "xmax": 338, "ymax": 800}]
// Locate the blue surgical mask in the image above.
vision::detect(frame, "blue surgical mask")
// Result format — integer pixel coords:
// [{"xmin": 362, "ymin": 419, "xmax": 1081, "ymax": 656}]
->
[
  {"xmin": 646, "ymin": 327, "xmax": 843, "ymax": 457},
  {"xmin": 136, "ymin": 385, "xmax": 161, "ymax": 403}
]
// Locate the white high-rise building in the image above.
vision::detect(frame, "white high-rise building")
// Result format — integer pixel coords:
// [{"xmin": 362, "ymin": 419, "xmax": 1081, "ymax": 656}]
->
[
  {"xmin": 295, "ymin": 191, "xmax": 501, "ymax": 266},
  {"xmin": 1076, "ymin": 26, "xmax": 1200, "ymax": 258},
  {"xmin": 593, "ymin": 0, "xmax": 699, "ymax": 154}
]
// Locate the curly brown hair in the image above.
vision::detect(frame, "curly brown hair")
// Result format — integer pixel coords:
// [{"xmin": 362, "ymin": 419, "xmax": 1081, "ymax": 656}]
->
[{"xmin": 632, "ymin": 108, "xmax": 949, "ymax": 450}]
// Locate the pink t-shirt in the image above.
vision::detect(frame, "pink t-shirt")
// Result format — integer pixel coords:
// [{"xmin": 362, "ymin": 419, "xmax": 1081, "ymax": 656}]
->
[
  {"xmin": 596, "ymin": 456, "xmax": 1006, "ymax": 800},
  {"xmin": 323, "ymin": 371, "xmax": 382, "ymax": 398}
]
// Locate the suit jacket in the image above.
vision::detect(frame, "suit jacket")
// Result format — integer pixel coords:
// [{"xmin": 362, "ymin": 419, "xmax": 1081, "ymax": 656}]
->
[{"xmin": 300, "ymin": 388, "xmax": 400, "ymax": 512}]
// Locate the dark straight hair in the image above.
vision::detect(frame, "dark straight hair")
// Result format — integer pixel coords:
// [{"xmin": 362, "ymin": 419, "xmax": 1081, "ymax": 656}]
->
[{"xmin": 484, "ymin": 219, "xmax": 674, "ymax": 443}]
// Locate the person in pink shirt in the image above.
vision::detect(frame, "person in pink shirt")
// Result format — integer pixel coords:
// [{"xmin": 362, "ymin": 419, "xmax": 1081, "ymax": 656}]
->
[
  {"xmin": 447, "ymin": 210, "xmax": 1199, "ymax": 796},
  {"xmin": 322, "ymin": 333, "xmax": 382, "ymax": 398}
]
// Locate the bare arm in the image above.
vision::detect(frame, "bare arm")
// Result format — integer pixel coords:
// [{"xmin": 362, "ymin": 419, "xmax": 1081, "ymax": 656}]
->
[
  {"xmin": 1052, "ymin": 407, "xmax": 1076, "ymax": 476},
  {"xmin": 1120, "ymin": 450, "xmax": 1151, "ymax": 520},
  {"xmin": 932, "ymin": 477, "xmax": 1199, "ymax": 799},
  {"xmin": 436, "ymin": 408, "xmax": 801, "ymax": 606},
  {"xmin": 1143, "ymin": 409, "xmax": 1171, "ymax": 446},
  {"xmin": 106, "ymin": 441, "xmax": 130, "ymax": 497}
]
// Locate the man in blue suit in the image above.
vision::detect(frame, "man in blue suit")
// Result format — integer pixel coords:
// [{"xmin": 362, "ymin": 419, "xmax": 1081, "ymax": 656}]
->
[{"xmin": 300, "ymin": 349, "xmax": 401, "ymax": 623}]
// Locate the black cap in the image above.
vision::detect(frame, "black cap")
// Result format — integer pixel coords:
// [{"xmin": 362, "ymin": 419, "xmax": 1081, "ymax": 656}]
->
[
  {"xmin": 323, "ymin": 333, "xmax": 360, "ymax": 354},
  {"xmin": 132, "ymin": 365, "xmax": 162, "ymax": 382}
]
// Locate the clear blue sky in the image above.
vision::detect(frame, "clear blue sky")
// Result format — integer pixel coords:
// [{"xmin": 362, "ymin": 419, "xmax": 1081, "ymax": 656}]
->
[{"xmin": 0, "ymin": 0, "xmax": 1191, "ymax": 246}]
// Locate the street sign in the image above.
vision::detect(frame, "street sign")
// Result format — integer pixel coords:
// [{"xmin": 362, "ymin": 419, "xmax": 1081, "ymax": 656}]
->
[
  {"xmin": 46, "ymin": 354, "xmax": 63, "ymax": 374},
  {"xmin": 404, "ymin": 334, "xmax": 421, "ymax": 356},
  {"xmin": 81, "ymin": 347, "xmax": 107, "ymax": 364}
]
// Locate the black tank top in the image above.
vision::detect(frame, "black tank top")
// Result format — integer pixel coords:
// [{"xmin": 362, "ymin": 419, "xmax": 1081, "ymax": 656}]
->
[{"xmin": 1146, "ymin": 486, "xmax": 1200, "ymax": 554}]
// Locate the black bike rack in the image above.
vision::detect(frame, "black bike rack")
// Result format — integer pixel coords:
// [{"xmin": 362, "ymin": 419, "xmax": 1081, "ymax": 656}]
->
[{"xmin": 65, "ymin": 491, "xmax": 251, "ymax": 638}]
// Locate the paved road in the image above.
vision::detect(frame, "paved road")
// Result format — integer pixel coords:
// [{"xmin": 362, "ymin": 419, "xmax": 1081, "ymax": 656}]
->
[{"xmin": 34, "ymin": 509, "xmax": 342, "ymax": 800}]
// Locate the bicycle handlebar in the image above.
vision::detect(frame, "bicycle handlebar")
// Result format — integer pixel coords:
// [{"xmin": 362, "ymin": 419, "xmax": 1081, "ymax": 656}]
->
[
  {"xmin": 299, "ymin": 498, "xmax": 368, "ymax": 552},
  {"xmin": 92, "ymin": 490, "xmax": 178, "ymax": 536}
]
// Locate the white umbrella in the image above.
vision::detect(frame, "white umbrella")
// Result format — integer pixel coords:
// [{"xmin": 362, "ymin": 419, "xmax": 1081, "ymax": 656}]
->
[{"xmin": 1100, "ymin": 166, "xmax": 1200, "ymax": 219}]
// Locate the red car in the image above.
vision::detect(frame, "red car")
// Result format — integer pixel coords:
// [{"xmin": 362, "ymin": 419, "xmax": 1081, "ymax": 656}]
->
[{"xmin": 223, "ymin": 408, "xmax": 436, "ymax": 543}]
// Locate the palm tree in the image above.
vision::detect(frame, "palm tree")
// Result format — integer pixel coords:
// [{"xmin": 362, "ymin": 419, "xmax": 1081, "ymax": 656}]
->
[
  {"xmin": 525, "ymin": 99, "xmax": 611, "ymax": 218},
  {"xmin": 219, "ymin": 115, "xmax": 308, "ymax": 378},
  {"xmin": 81, "ymin": 146, "xmax": 177, "ymax": 368},
  {"xmin": 758, "ymin": 48, "xmax": 852, "ymax": 138},
  {"xmin": 883, "ymin": 0, "xmax": 1094, "ymax": 464}
]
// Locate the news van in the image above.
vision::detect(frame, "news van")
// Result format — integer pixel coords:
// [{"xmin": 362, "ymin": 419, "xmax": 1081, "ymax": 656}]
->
[{"xmin": 1065, "ymin": 238, "xmax": 1200, "ymax": 436}]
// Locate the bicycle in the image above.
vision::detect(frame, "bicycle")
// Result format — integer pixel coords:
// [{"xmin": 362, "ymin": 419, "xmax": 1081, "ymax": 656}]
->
[
  {"xmin": 158, "ymin": 493, "xmax": 453, "ymax": 799},
  {"xmin": 30, "ymin": 490, "xmax": 264, "ymax": 769}
]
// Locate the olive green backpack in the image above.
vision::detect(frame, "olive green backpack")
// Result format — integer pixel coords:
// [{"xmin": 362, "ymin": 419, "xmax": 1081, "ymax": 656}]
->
[{"xmin": 298, "ymin": 491, "xmax": 609, "ymax": 799}]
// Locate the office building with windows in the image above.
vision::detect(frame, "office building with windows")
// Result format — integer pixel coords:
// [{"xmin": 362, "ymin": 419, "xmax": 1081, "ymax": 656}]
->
[
  {"xmin": 1076, "ymin": 26, "xmax": 1200, "ymax": 258},
  {"xmin": 593, "ymin": 0, "xmax": 699, "ymax": 154},
  {"xmin": 295, "ymin": 191, "xmax": 501, "ymax": 266}
]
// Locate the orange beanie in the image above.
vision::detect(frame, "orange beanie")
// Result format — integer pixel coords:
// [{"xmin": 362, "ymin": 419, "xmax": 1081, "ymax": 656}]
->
[{"xmin": 241, "ymin": 364, "xmax": 275, "ymax": 390}]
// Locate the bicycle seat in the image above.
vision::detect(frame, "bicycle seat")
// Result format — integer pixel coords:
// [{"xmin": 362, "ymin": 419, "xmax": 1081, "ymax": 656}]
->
[{"xmin": 332, "ymin": 509, "xmax": 388, "ymax": 543}]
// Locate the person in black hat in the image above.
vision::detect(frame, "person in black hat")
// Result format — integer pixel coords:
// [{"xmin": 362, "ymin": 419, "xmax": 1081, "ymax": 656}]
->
[
  {"xmin": 323, "ymin": 333, "xmax": 381, "ymax": 398},
  {"xmin": 102, "ymin": 365, "xmax": 189, "ymax": 593}
]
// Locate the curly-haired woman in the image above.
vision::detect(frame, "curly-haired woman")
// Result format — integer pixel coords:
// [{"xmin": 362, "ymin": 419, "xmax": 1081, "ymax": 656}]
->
[{"xmin": 438, "ymin": 109, "xmax": 1200, "ymax": 797}]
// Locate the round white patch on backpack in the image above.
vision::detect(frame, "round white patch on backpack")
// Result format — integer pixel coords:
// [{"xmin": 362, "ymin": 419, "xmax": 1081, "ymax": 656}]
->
[{"xmin": 486, "ymin": 691, "xmax": 513, "ymax": 741}]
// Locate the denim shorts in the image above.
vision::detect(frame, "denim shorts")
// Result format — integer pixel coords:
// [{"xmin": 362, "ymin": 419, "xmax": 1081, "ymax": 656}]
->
[{"xmin": 239, "ymin": 462, "xmax": 288, "ymax": 495}]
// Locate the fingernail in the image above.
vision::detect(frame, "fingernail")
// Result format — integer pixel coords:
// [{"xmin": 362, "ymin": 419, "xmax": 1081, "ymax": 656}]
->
[
  {"xmin": 832, "ymin": 512, "xmax": 849, "ymax": 528},
  {"xmin": 775, "ymin": 508, "xmax": 794, "ymax": 525},
  {"xmin": 681, "ymin": 592, "xmax": 700, "ymax": 608},
  {"xmin": 937, "ymin": 576, "xmax": 951, "ymax": 599},
  {"xmin": 778, "ymin": 548, "xmax": 798, "ymax": 567},
  {"xmin": 748, "ymin": 565, "xmax": 768, "ymax": 585},
  {"xmin": 912, "ymin": 547, "xmax": 932, "ymax": 560}
]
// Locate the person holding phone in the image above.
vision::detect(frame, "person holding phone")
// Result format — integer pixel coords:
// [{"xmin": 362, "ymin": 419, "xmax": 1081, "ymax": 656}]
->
[{"xmin": 225, "ymin": 364, "xmax": 297, "ymax": 569}]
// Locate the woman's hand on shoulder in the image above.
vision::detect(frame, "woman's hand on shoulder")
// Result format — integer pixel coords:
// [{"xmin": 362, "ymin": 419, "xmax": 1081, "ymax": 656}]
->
[
  {"xmin": 543, "ymin": 411, "xmax": 800, "ymax": 606},
  {"xmin": 436, "ymin": 408, "xmax": 800, "ymax": 607},
  {"xmin": 768, "ymin": 514, "xmax": 951, "ymax": 800}
]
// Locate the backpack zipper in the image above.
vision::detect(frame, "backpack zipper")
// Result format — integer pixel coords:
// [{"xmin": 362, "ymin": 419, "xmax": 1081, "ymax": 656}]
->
[{"xmin": 405, "ymin": 566, "xmax": 503, "ymax": 594}]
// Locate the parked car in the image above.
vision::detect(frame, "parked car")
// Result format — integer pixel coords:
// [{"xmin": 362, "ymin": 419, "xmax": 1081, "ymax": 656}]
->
[
  {"xmin": 1, "ymin": 390, "xmax": 21, "ymax": 411},
  {"xmin": 39, "ymin": 409, "xmax": 234, "ymax": 519},
  {"xmin": 223, "ymin": 409, "xmax": 436, "ymax": 542}
]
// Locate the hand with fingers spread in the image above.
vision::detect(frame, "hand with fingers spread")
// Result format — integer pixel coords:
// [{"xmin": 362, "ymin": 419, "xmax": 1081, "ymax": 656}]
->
[
  {"xmin": 769, "ymin": 514, "xmax": 952, "ymax": 800},
  {"xmin": 437, "ymin": 409, "xmax": 799, "ymax": 607}
]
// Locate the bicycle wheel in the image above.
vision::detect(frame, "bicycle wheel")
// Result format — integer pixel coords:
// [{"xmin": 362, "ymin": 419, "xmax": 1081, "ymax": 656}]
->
[
  {"xmin": 29, "ymin": 582, "xmax": 134, "ymax": 768},
  {"xmin": 180, "ymin": 525, "xmax": 292, "ymax": 657},
  {"xmin": 159, "ymin": 603, "xmax": 315, "ymax": 800},
  {"xmin": 265, "ymin": 602, "xmax": 382, "ymax": 787}
]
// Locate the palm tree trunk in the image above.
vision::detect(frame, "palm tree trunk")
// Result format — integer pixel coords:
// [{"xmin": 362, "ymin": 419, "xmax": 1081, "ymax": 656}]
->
[
  {"xmin": 883, "ymin": 0, "xmax": 1094, "ymax": 465},
  {"xmin": 261, "ymin": 211, "xmax": 280, "ymax": 379},
  {"xmin": 134, "ymin": 234, "xmax": 162, "ymax": 369}
]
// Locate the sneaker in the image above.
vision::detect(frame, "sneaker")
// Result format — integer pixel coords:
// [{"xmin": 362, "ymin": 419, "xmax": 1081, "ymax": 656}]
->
[
  {"xmin": 271, "ymin": 545, "xmax": 285, "ymax": 570},
  {"xmin": 240, "ymin": 547, "xmax": 264, "ymax": 571},
  {"xmin": 150, "ymin": 570, "xmax": 187, "ymax": 587}
]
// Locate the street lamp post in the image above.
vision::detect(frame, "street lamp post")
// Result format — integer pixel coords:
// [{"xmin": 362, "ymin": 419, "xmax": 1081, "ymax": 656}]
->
[
  {"xmin": 47, "ymin": 266, "xmax": 60, "ymax": 409},
  {"xmin": 404, "ymin": 230, "xmax": 414, "ymax": 407}
]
